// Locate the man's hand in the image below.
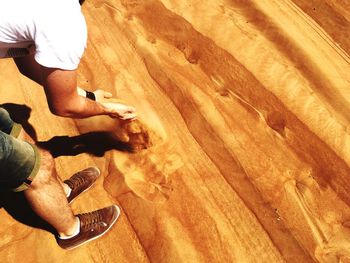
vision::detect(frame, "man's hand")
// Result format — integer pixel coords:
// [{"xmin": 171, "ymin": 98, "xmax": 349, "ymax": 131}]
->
[
  {"xmin": 91, "ymin": 89, "xmax": 137, "ymax": 120},
  {"xmin": 101, "ymin": 102, "xmax": 137, "ymax": 120},
  {"xmin": 77, "ymin": 87, "xmax": 137, "ymax": 120}
]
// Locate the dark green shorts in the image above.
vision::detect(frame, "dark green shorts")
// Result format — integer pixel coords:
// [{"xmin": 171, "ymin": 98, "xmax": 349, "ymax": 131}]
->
[{"xmin": 0, "ymin": 107, "xmax": 40, "ymax": 192}]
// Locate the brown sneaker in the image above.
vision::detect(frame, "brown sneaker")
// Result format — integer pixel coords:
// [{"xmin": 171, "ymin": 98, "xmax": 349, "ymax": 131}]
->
[
  {"xmin": 57, "ymin": 205, "xmax": 120, "ymax": 250},
  {"xmin": 64, "ymin": 167, "xmax": 100, "ymax": 204}
]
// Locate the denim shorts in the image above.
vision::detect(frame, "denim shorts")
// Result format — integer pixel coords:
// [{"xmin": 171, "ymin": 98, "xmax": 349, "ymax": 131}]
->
[{"xmin": 0, "ymin": 107, "xmax": 40, "ymax": 192}]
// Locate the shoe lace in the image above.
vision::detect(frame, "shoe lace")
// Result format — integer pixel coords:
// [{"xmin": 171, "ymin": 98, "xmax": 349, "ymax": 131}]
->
[
  {"xmin": 69, "ymin": 173, "xmax": 88, "ymax": 189},
  {"xmin": 79, "ymin": 210, "xmax": 103, "ymax": 230}
]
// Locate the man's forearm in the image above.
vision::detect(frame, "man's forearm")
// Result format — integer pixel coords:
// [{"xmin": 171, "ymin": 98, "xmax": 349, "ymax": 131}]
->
[{"xmin": 50, "ymin": 94, "xmax": 108, "ymax": 119}]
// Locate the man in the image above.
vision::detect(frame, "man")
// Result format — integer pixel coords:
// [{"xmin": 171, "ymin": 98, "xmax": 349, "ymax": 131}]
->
[{"xmin": 0, "ymin": 0, "xmax": 136, "ymax": 249}]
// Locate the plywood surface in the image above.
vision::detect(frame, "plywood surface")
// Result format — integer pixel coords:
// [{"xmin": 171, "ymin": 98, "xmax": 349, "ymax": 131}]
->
[{"xmin": 0, "ymin": 0, "xmax": 350, "ymax": 262}]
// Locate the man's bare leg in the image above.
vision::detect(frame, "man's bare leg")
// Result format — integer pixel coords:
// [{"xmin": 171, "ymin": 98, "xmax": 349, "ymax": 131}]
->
[
  {"xmin": 23, "ymin": 148, "xmax": 78, "ymax": 237},
  {"xmin": 17, "ymin": 128, "xmax": 77, "ymax": 236}
]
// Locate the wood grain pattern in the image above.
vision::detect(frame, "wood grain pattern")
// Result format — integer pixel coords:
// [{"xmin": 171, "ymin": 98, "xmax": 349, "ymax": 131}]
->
[{"xmin": 0, "ymin": 0, "xmax": 349, "ymax": 262}]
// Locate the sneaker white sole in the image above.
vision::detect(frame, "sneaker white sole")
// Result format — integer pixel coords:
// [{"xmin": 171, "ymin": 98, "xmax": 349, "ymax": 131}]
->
[{"xmin": 65, "ymin": 205, "xmax": 121, "ymax": 250}]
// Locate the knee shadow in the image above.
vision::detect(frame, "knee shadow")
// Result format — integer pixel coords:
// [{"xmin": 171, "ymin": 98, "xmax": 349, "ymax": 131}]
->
[{"xmin": 0, "ymin": 191, "xmax": 56, "ymax": 235}]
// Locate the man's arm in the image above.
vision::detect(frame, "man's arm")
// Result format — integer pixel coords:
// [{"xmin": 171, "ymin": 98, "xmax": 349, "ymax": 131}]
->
[
  {"xmin": 13, "ymin": 55, "xmax": 136, "ymax": 119},
  {"xmin": 40, "ymin": 66, "xmax": 108, "ymax": 118},
  {"xmin": 15, "ymin": 54, "xmax": 108, "ymax": 118}
]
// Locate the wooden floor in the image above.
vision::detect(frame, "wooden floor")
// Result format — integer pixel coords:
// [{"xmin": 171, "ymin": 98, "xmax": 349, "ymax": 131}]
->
[{"xmin": 0, "ymin": 0, "xmax": 350, "ymax": 262}]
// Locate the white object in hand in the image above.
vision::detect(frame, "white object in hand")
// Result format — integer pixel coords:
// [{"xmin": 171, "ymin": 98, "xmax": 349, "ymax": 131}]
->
[{"xmin": 102, "ymin": 102, "xmax": 137, "ymax": 120}]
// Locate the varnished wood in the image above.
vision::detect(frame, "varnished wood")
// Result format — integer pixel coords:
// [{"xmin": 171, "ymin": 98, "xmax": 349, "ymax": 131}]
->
[{"xmin": 0, "ymin": 0, "xmax": 349, "ymax": 262}]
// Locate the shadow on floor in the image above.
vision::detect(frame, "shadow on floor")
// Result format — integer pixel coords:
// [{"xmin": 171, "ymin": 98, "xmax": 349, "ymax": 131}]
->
[{"xmin": 38, "ymin": 132, "xmax": 133, "ymax": 157}]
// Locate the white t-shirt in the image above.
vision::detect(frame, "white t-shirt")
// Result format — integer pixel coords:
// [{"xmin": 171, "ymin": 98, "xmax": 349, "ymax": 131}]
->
[{"xmin": 0, "ymin": 0, "xmax": 87, "ymax": 70}]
